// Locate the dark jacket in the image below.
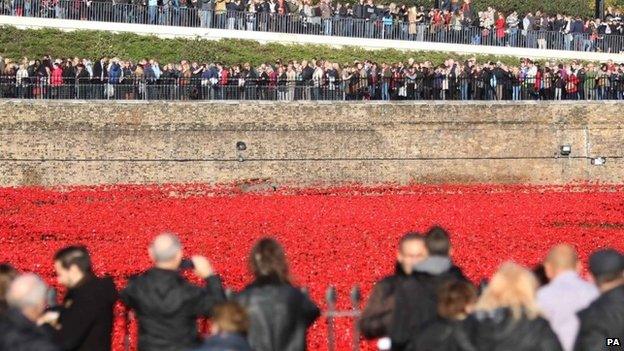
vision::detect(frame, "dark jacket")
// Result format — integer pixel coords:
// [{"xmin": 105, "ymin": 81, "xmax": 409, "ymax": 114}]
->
[
  {"xmin": 0, "ymin": 308, "xmax": 60, "ymax": 351},
  {"xmin": 408, "ymin": 318, "xmax": 476, "ymax": 351},
  {"xmin": 234, "ymin": 278, "xmax": 320, "ymax": 351},
  {"xmin": 467, "ymin": 308, "xmax": 563, "ymax": 351},
  {"xmin": 191, "ymin": 332, "xmax": 253, "ymax": 351},
  {"xmin": 120, "ymin": 268, "xmax": 225, "ymax": 351},
  {"xmin": 359, "ymin": 263, "xmax": 410, "ymax": 339},
  {"xmin": 391, "ymin": 256, "xmax": 468, "ymax": 351},
  {"xmin": 52, "ymin": 275, "xmax": 117, "ymax": 351},
  {"xmin": 574, "ymin": 285, "xmax": 624, "ymax": 351}
]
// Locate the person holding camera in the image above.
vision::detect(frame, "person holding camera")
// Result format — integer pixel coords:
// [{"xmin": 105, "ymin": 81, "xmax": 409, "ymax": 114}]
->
[{"xmin": 120, "ymin": 233, "xmax": 226, "ymax": 351}]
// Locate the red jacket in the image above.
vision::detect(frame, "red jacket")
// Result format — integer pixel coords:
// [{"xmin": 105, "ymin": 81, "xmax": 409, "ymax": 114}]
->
[
  {"xmin": 220, "ymin": 69, "xmax": 230, "ymax": 86},
  {"xmin": 50, "ymin": 66, "xmax": 64, "ymax": 86}
]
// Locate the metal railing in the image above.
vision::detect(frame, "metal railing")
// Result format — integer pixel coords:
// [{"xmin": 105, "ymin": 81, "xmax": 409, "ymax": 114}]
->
[
  {"xmin": 118, "ymin": 286, "xmax": 362, "ymax": 351},
  {"xmin": 2, "ymin": 0, "xmax": 624, "ymax": 53},
  {"xmin": 1, "ymin": 76, "xmax": 623, "ymax": 101}
]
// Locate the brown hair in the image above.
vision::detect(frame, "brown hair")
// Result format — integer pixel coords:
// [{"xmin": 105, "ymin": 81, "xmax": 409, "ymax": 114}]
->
[
  {"xmin": 0, "ymin": 264, "xmax": 18, "ymax": 313},
  {"xmin": 437, "ymin": 280, "xmax": 478, "ymax": 319},
  {"xmin": 212, "ymin": 302, "xmax": 250, "ymax": 334},
  {"xmin": 249, "ymin": 238, "xmax": 290, "ymax": 284}
]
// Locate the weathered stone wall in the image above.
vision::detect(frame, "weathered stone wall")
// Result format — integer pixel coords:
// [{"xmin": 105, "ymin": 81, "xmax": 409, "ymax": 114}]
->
[{"xmin": 1, "ymin": 100, "xmax": 623, "ymax": 187}]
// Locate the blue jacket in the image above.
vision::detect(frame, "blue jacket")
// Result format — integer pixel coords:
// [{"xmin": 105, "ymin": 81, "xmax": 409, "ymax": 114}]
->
[{"xmin": 191, "ymin": 333, "xmax": 252, "ymax": 351}]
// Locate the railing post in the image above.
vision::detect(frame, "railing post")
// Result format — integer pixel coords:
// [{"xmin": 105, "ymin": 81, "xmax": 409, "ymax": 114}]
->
[
  {"xmin": 325, "ymin": 286, "xmax": 337, "ymax": 351},
  {"xmin": 351, "ymin": 285, "xmax": 361, "ymax": 351}
]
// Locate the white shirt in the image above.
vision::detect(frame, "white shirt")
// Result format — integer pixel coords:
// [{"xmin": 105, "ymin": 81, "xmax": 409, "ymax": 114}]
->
[{"xmin": 537, "ymin": 271, "xmax": 599, "ymax": 351}]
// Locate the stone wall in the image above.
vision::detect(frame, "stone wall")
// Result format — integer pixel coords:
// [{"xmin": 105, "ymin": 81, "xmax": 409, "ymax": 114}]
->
[{"xmin": 1, "ymin": 100, "xmax": 623, "ymax": 187}]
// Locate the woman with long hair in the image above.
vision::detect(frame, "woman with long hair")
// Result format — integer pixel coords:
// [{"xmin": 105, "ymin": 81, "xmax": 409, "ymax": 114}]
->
[
  {"xmin": 468, "ymin": 262, "xmax": 563, "ymax": 351},
  {"xmin": 235, "ymin": 238, "xmax": 320, "ymax": 351}
]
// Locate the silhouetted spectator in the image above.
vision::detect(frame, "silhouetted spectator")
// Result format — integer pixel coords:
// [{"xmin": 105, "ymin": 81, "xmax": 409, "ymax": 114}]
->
[
  {"xmin": 235, "ymin": 238, "xmax": 320, "ymax": 351},
  {"xmin": 391, "ymin": 226, "xmax": 468, "ymax": 351},
  {"xmin": 39, "ymin": 246, "xmax": 118, "ymax": 351},
  {"xmin": 359, "ymin": 233, "xmax": 428, "ymax": 343},
  {"xmin": 468, "ymin": 262, "xmax": 563, "ymax": 351},
  {"xmin": 192, "ymin": 301, "xmax": 252, "ymax": 351},
  {"xmin": 537, "ymin": 244, "xmax": 598, "ymax": 351},
  {"xmin": 0, "ymin": 274, "xmax": 60, "ymax": 351},
  {"xmin": 0, "ymin": 263, "xmax": 18, "ymax": 315},
  {"xmin": 574, "ymin": 249, "xmax": 624, "ymax": 351},
  {"xmin": 408, "ymin": 280, "xmax": 478, "ymax": 351},
  {"xmin": 120, "ymin": 233, "xmax": 226, "ymax": 351}
]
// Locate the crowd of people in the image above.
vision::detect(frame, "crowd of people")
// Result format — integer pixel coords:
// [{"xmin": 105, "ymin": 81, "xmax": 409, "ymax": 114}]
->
[
  {"xmin": 0, "ymin": 227, "xmax": 622, "ymax": 351},
  {"xmin": 2, "ymin": 54, "xmax": 624, "ymax": 101},
  {"xmin": 1, "ymin": 0, "xmax": 624, "ymax": 52}
]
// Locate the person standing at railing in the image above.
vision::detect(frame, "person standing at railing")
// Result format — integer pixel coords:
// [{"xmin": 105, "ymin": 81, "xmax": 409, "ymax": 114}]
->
[
  {"xmin": 147, "ymin": 0, "xmax": 157, "ymax": 24},
  {"xmin": 359, "ymin": 233, "xmax": 428, "ymax": 350},
  {"xmin": 120, "ymin": 233, "xmax": 226, "ymax": 351},
  {"xmin": 234, "ymin": 238, "xmax": 320, "ymax": 351},
  {"xmin": 319, "ymin": 0, "xmax": 332, "ymax": 36},
  {"xmin": 198, "ymin": 0, "xmax": 213, "ymax": 27}
]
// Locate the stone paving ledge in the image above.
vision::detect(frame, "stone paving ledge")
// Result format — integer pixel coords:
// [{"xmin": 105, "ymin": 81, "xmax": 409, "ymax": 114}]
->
[{"xmin": 3, "ymin": 99, "xmax": 624, "ymax": 106}]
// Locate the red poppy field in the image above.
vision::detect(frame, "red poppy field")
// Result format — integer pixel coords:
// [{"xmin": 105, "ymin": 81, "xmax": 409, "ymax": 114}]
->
[{"xmin": 1, "ymin": 183, "xmax": 624, "ymax": 350}]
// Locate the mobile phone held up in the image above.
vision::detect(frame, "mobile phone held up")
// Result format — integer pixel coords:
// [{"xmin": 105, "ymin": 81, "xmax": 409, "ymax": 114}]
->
[{"xmin": 179, "ymin": 258, "xmax": 195, "ymax": 270}]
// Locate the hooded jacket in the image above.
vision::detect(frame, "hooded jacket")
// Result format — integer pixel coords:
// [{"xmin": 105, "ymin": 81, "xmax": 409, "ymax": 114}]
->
[
  {"xmin": 51, "ymin": 275, "xmax": 118, "ymax": 351},
  {"xmin": 120, "ymin": 268, "xmax": 225, "ymax": 351}
]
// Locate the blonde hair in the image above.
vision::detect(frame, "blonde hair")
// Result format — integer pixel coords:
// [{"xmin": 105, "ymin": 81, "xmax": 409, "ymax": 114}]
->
[{"xmin": 475, "ymin": 262, "xmax": 540, "ymax": 320}]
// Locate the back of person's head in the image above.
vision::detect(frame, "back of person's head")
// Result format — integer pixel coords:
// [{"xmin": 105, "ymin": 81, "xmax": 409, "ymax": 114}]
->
[
  {"xmin": 6, "ymin": 273, "xmax": 48, "ymax": 321},
  {"xmin": 249, "ymin": 238, "xmax": 290, "ymax": 284},
  {"xmin": 211, "ymin": 301, "xmax": 250, "ymax": 335},
  {"xmin": 588, "ymin": 248, "xmax": 624, "ymax": 288},
  {"xmin": 543, "ymin": 244, "xmax": 579, "ymax": 280},
  {"xmin": 475, "ymin": 262, "xmax": 539, "ymax": 320},
  {"xmin": 54, "ymin": 245, "xmax": 93, "ymax": 274},
  {"xmin": 0, "ymin": 264, "xmax": 18, "ymax": 313},
  {"xmin": 149, "ymin": 232, "xmax": 183, "ymax": 267},
  {"xmin": 437, "ymin": 280, "xmax": 477, "ymax": 320},
  {"xmin": 425, "ymin": 226, "xmax": 451, "ymax": 256}
]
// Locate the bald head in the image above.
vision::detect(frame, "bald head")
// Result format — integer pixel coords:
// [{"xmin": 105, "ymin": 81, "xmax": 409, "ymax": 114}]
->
[
  {"xmin": 150, "ymin": 233, "xmax": 182, "ymax": 265},
  {"xmin": 544, "ymin": 244, "xmax": 579, "ymax": 279},
  {"xmin": 7, "ymin": 274, "xmax": 48, "ymax": 321}
]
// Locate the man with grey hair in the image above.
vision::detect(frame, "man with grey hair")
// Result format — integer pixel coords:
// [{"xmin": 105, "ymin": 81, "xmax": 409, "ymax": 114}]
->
[
  {"xmin": 120, "ymin": 233, "xmax": 225, "ymax": 351},
  {"xmin": 0, "ymin": 273, "xmax": 60, "ymax": 351}
]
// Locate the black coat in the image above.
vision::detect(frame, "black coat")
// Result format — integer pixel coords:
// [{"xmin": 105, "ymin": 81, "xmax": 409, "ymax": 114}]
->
[
  {"xmin": 52, "ymin": 275, "xmax": 117, "ymax": 351},
  {"xmin": 359, "ymin": 263, "xmax": 410, "ymax": 339},
  {"xmin": 574, "ymin": 285, "xmax": 624, "ymax": 351},
  {"xmin": 234, "ymin": 279, "xmax": 320, "ymax": 351},
  {"xmin": 120, "ymin": 268, "xmax": 225, "ymax": 351},
  {"xmin": 408, "ymin": 318, "xmax": 476, "ymax": 351},
  {"xmin": 191, "ymin": 332, "xmax": 253, "ymax": 351},
  {"xmin": 0, "ymin": 309, "xmax": 60, "ymax": 351},
  {"xmin": 391, "ymin": 257, "xmax": 468, "ymax": 351},
  {"xmin": 467, "ymin": 308, "xmax": 563, "ymax": 351}
]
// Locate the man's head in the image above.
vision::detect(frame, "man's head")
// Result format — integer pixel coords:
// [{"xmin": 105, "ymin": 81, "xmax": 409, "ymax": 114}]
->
[
  {"xmin": 6, "ymin": 273, "xmax": 49, "ymax": 322},
  {"xmin": 397, "ymin": 232, "xmax": 427, "ymax": 274},
  {"xmin": 588, "ymin": 249, "xmax": 624, "ymax": 291},
  {"xmin": 149, "ymin": 233, "xmax": 183, "ymax": 270},
  {"xmin": 425, "ymin": 226, "xmax": 452, "ymax": 257},
  {"xmin": 543, "ymin": 244, "xmax": 579, "ymax": 280},
  {"xmin": 54, "ymin": 246, "xmax": 92, "ymax": 288},
  {"xmin": 211, "ymin": 301, "xmax": 250, "ymax": 335}
]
